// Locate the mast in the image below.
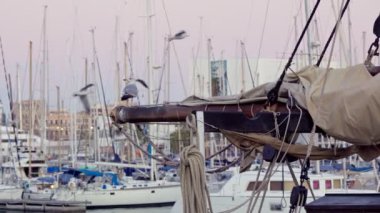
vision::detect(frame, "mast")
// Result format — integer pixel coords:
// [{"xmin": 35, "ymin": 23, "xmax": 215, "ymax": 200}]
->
[
  {"xmin": 347, "ymin": 5, "xmax": 353, "ymax": 66},
  {"xmin": 146, "ymin": 0, "xmax": 156, "ymax": 181},
  {"xmin": 362, "ymin": 31, "xmax": 367, "ymax": 60},
  {"xmin": 166, "ymin": 37, "xmax": 170, "ymax": 102},
  {"xmin": 16, "ymin": 64, "xmax": 22, "ymax": 130},
  {"xmin": 207, "ymin": 38, "xmax": 212, "ymax": 96},
  {"xmin": 85, "ymin": 58, "xmax": 88, "ymax": 85},
  {"xmin": 41, "ymin": 5, "xmax": 48, "ymax": 157},
  {"xmin": 28, "ymin": 41, "xmax": 33, "ymax": 179},
  {"xmin": 71, "ymin": 103, "xmax": 76, "ymax": 167},
  {"xmin": 304, "ymin": 0, "xmax": 313, "ymax": 65},
  {"xmin": 240, "ymin": 41, "xmax": 245, "ymax": 92},
  {"xmin": 116, "ymin": 63, "xmax": 121, "ymax": 103},
  {"xmin": 146, "ymin": 0, "xmax": 153, "ymax": 105},
  {"xmin": 114, "ymin": 16, "xmax": 121, "ymax": 102},
  {"xmin": 124, "ymin": 41, "xmax": 128, "ymax": 84},
  {"xmin": 294, "ymin": 16, "xmax": 299, "ymax": 70},
  {"xmin": 56, "ymin": 86, "xmax": 61, "ymax": 171},
  {"xmin": 129, "ymin": 32, "xmax": 134, "ymax": 78}
]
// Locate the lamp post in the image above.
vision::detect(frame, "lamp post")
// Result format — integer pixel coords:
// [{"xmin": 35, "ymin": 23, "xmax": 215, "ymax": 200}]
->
[
  {"xmin": 165, "ymin": 31, "xmax": 188, "ymax": 157},
  {"xmin": 166, "ymin": 30, "xmax": 188, "ymax": 102}
]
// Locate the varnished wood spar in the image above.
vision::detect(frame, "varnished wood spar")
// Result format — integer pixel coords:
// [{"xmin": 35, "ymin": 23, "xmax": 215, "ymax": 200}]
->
[{"xmin": 110, "ymin": 100, "xmax": 291, "ymax": 124}]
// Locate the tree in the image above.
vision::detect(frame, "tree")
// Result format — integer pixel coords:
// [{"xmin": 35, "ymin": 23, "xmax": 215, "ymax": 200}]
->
[{"xmin": 169, "ymin": 125, "xmax": 191, "ymax": 154}]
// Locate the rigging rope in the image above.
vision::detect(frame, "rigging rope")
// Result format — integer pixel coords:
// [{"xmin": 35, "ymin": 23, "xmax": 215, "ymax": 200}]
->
[
  {"xmin": 161, "ymin": 0, "xmax": 187, "ymax": 97},
  {"xmin": 316, "ymin": 0, "xmax": 351, "ymax": 66},
  {"xmin": 267, "ymin": 0, "xmax": 321, "ymax": 105},
  {"xmin": 0, "ymin": 37, "xmax": 22, "ymax": 169},
  {"xmin": 115, "ymin": 122, "xmax": 239, "ymax": 173},
  {"xmin": 251, "ymin": 0, "xmax": 271, "ymax": 87},
  {"xmin": 90, "ymin": 30, "xmax": 115, "ymax": 157}
]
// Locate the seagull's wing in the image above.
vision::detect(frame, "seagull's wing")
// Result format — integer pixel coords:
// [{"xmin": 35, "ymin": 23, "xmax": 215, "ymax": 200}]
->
[
  {"xmin": 80, "ymin": 83, "xmax": 94, "ymax": 92},
  {"xmin": 175, "ymin": 30, "xmax": 186, "ymax": 37},
  {"xmin": 135, "ymin": 79, "xmax": 149, "ymax": 88},
  {"xmin": 374, "ymin": 14, "xmax": 380, "ymax": 38},
  {"xmin": 79, "ymin": 95, "xmax": 91, "ymax": 114},
  {"xmin": 73, "ymin": 84, "xmax": 93, "ymax": 113}
]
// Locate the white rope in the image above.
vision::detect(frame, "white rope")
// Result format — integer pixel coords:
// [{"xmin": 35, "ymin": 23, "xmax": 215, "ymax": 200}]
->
[
  {"xmin": 249, "ymin": 161, "xmax": 275, "ymax": 213},
  {"xmin": 247, "ymin": 99, "xmax": 303, "ymax": 213},
  {"xmin": 180, "ymin": 144, "xmax": 210, "ymax": 213}
]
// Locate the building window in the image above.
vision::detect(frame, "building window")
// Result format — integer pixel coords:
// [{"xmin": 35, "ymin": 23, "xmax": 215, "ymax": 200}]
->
[
  {"xmin": 325, "ymin": 180, "xmax": 332, "ymax": 189},
  {"xmin": 270, "ymin": 181, "xmax": 284, "ymax": 191},
  {"xmin": 247, "ymin": 181, "xmax": 263, "ymax": 191},
  {"xmin": 333, "ymin": 179, "xmax": 341, "ymax": 189},
  {"xmin": 313, "ymin": 180, "xmax": 320, "ymax": 190}
]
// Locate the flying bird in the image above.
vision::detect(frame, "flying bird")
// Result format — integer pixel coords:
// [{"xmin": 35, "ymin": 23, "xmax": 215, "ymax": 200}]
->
[
  {"xmin": 121, "ymin": 78, "xmax": 148, "ymax": 101},
  {"xmin": 168, "ymin": 30, "xmax": 188, "ymax": 41},
  {"xmin": 73, "ymin": 83, "xmax": 94, "ymax": 114}
]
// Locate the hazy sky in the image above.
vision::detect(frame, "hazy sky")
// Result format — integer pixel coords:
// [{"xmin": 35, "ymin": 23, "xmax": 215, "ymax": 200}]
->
[{"xmin": 0, "ymin": 0, "xmax": 378, "ymax": 114}]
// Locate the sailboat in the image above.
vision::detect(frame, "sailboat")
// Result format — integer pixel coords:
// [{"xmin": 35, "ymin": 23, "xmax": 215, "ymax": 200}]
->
[
  {"xmin": 110, "ymin": 1, "xmax": 380, "ymax": 212},
  {"xmin": 49, "ymin": 167, "xmax": 180, "ymax": 209},
  {"xmin": 47, "ymin": 6, "xmax": 182, "ymax": 208}
]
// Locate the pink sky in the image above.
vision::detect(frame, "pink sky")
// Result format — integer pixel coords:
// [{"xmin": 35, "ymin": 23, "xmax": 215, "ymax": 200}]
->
[{"xmin": 0, "ymin": 0, "xmax": 378, "ymax": 113}]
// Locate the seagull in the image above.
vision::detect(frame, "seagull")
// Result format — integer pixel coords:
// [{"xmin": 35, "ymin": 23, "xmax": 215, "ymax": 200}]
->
[
  {"xmin": 121, "ymin": 78, "xmax": 148, "ymax": 101},
  {"xmin": 73, "ymin": 84, "xmax": 94, "ymax": 114},
  {"xmin": 168, "ymin": 30, "xmax": 188, "ymax": 41}
]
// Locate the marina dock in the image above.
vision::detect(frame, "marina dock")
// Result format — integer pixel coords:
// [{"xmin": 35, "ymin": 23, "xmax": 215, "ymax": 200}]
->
[{"xmin": 0, "ymin": 199, "xmax": 88, "ymax": 212}]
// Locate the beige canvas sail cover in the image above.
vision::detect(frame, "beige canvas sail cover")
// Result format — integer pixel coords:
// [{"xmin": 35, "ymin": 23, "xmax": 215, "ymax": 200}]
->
[
  {"xmin": 181, "ymin": 64, "xmax": 380, "ymax": 146},
  {"xmin": 221, "ymin": 130, "xmax": 380, "ymax": 161},
  {"xmin": 293, "ymin": 64, "xmax": 380, "ymax": 146}
]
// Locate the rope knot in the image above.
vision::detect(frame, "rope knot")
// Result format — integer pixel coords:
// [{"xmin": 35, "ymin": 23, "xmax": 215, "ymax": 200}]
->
[
  {"xmin": 179, "ymin": 144, "xmax": 210, "ymax": 213},
  {"xmin": 182, "ymin": 159, "xmax": 190, "ymax": 167}
]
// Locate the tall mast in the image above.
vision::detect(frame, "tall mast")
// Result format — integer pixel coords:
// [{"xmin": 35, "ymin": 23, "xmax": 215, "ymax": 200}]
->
[
  {"xmin": 41, "ymin": 5, "xmax": 48, "ymax": 156},
  {"xmin": 85, "ymin": 58, "xmax": 88, "ymax": 85},
  {"xmin": 28, "ymin": 41, "xmax": 33, "ymax": 179},
  {"xmin": 294, "ymin": 16, "xmax": 299, "ymax": 70},
  {"xmin": 146, "ymin": 0, "xmax": 156, "ymax": 181},
  {"xmin": 146, "ymin": 0, "xmax": 153, "ymax": 105},
  {"xmin": 347, "ymin": 5, "xmax": 353, "ymax": 66},
  {"xmin": 56, "ymin": 86, "xmax": 61, "ymax": 171},
  {"xmin": 116, "ymin": 63, "xmax": 121, "ymax": 102},
  {"xmin": 16, "ymin": 64, "xmax": 22, "ymax": 130},
  {"xmin": 207, "ymin": 38, "xmax": 212, "ymax": 97},
  {"xmin": 124, "ymin": 41, "xmax": 128, "ymax": 84},
  {"xmin": 129, "ymin": 32, "xmax": 134, "ymax": 78},
  {"xmin": 304, "ymin": 0, "xmax": 312, "ymax": 65},
  {"xmin": 240, "ymin": 41, "xmax": 245, "ymax": 92},
  {"xmin": 166, "ymin": 37, "xmax": 170, "ymax": 102},
  {"xmin": 114, "ymin": 16, "xmax": 120, "ymax": 102},
  {"xmin": 362, "ymin": 31, "xmax": 367, "ymax": 60}
]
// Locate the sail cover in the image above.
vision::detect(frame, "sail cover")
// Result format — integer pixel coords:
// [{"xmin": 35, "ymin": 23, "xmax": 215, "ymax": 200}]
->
[
  {"xmin": 294, "ymin": 64, "xmax": 380, "ymax": 146},
  {"xmin": 180, "ymin": 64, "xmax": 380, "ymax": 146}
]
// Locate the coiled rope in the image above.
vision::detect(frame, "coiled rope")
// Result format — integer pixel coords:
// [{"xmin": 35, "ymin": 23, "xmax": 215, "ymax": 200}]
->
[{"xmin": 180, "ymin": 144, "xmax": 212, "ymax": 213}]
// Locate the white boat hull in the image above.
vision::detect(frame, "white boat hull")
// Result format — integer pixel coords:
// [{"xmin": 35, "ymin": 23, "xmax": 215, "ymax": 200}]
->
[
  {"xmin": 171, "ymin": 194, "xmax": 306, "ymax": 213},
  {"xmin": 0, "ymin": 187, "xmax": 23, "ymax": 200},
  {"xmin": 55, "ymin": 184, "xmax": 181, "ymax": 208}
]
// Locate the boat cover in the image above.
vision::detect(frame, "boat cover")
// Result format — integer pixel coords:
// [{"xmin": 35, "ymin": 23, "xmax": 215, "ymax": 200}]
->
[
  {"xmin": 221, "ymin": 130, "xmax": 380, "ymax": 161},
  {"xmin": 293, "ymin": 64, "xmax": 380, "ymax": 146},
  {"xmin": 181, "ymin": 64, "xmax": 380, "ymax": 146}
]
